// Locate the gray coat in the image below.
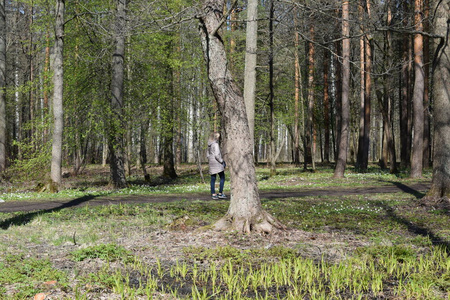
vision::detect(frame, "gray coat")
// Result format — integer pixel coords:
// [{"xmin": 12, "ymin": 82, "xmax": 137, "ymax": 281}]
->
[{"xmin": 207, "ymin": 140, "xmax": 224, "ymax": 175}]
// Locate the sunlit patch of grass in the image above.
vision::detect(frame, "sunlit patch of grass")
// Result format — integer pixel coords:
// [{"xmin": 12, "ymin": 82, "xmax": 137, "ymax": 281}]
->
[{"xmin": 0, "ymin": 254, "xmax": 69, "ymax": 299}]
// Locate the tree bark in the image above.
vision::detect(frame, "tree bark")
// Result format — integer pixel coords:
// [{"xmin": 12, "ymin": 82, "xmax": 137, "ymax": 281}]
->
[
  {"xmin": 50, "ymin": 0, "xmax": 65, "ymax": 186},
  {"xmin": 425, "ymin": 1, "xmax": 450, "ymax": 200},
  {"xmin": 334, "ymin": 0, "xmax": 350, "ymax": 178},
  {"xmin": 162, "ymin": 58, "xmax": 177, "ymax": 180},
  {"xmin": 293, "ymin": 8, "xmax": 301, "ymax": 166},
  {"xmin": 0, "ymin": 0, "xmax": 6, "ymax": 174},
  {"xmin": 410, "ymin": 0, "xmax": 424, "ymax": 178},
  {"xmin": 198, "ymin": 0, "xmax": 284, "ymax": 233},
  {"xmin": 269, "ymin": 0, "xmax": 276, "ymax": 176},
  {"xmin": 323, "ymin": 49, "xmax": 330, "ymax": 163},
  {"xmin": 422, "ymin": 0, "xmax": 431, "ymax": 169},
  {"xmin": 305, "ymin": 24, "xmax": 315, "ymax": 171},
  {"xmin": 109, "ymin": 0, "xmax": 127, "ymax": 188},
  {"xmin": 400, "ymin": 1, "xmax": 412, "ymax": 169},
  {"xmin": 243, "ymin": 0, "xmax": 257, "ymax": 152}
]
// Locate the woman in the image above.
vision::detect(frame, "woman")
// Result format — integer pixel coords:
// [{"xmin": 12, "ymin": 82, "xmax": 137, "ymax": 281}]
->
[{"xmin": 207, "ymin": 132, "xmax": 227, "ymax": 200}]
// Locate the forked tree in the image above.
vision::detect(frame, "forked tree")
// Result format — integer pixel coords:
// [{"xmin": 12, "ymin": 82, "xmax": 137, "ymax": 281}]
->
[{"xmin": 198, "ymin": 0, "xmax": 284, "ymax": 233}]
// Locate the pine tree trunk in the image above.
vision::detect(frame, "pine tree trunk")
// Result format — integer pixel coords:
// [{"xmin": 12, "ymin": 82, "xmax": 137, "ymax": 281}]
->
[
  {"xmin": 410, "ymin": 0, "xmax": 424, "ymax": 178},
  {"xmin": 198, "ymin": 0, "xmax": 284, "ymax": 233},
  {"xmin": 50, "ymin": 0, "xmax": 64, "ymax": 186}
]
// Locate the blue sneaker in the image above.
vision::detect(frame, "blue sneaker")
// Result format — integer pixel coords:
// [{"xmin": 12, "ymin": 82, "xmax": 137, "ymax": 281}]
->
[
  {"xmin": 218, "ymin": 193, "xmax": 227, "ymax": 199},
  {"xmin": 211, "ymin": 194, "xmax": 219, "ymax": 200}
]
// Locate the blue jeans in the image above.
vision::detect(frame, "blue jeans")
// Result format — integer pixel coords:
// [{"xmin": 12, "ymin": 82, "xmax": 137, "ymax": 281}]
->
[{"xmin": 210, "ymin": 171, "xmax": 225, "ymax": 194}]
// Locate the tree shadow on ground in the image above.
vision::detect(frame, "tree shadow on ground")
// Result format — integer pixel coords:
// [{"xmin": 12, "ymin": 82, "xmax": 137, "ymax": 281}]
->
[
  {"xmin": 375, "ymin": 201, "xmax": 449, "ymax": 253},
  {"xmin": 382, "ymin": 181, "xmax": 427, "ymax": 198},
  {"xmin": 0, "ymin": 194, "xmax": 103, "ymax": 230}
]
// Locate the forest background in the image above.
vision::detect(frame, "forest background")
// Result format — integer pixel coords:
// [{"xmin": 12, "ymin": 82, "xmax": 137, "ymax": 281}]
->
[{"xmin": 0, "ymin": 0, "xmax": 448, "ymax": 191}]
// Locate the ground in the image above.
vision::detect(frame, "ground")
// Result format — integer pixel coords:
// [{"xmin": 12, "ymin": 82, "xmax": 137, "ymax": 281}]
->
[{"xmin": 0, "ymin": 165, "xmax": 448, "ymax": 299}]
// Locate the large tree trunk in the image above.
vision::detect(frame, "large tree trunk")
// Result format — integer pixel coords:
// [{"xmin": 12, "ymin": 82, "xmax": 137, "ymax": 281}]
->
[
  {"xmin": 50, "ymin": 0, "xmax": 65, "ymax": 186},
  {"xmin": 243, "ymin": 0, "xmax": 257, "ymax": 152},
  {"xmin": 333, "ymin": 0, "xmax": 350, "ymax": 178},
  {"xmin": 0, "ymin": 0, "xmax": 6, "ymax": 174},
  {"xmin": 425, "ymin": 1, "xmax": 450, "ymax": 200},
  {"xmin": 410, "ymin": 0, "xmax": 424, "ymax": 178},
  {"xmin": 109, "ymin": 0, "xmax": 127, "ymax": 188},
  {"xmin": 198, "ymin": 0, "xmax": 284, "ymax": 234}
]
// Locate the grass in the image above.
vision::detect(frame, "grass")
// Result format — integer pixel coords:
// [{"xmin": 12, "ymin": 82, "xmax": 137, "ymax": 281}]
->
[{"xmin": 0, "ymin": 164, "xmax": 448, "ymax": 299}]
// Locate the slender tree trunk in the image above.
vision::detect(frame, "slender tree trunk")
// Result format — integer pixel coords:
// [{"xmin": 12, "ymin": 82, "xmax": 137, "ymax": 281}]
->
[
  {"xmin": 357, "ymin": 1, "xmax": 365, "ymax": 169},
  {"xmin": 293, "ymin": 8, "xmax": 301, "ymax": 166},
  {"xmin": 385, "ymin": 2, "xmax": 397, "ymax": 174},
  {"xmin": 0, "ymin": 0, "xmax": 6, "ymax": 174},
  {"xmin": 305, "ymin": 24, "xmax": 315, "ymax": 171},
  {"xmin": 422, "ymin": 0, "xmax": 431, "ymax": 168},
  {"xmin": 425, "ymin": 0, "xmax": 449, "ymax": 200},
  {"xmin": 162, "ymin": 56, "xmax": 177, "ymax": 179},
  {"xmin": 334, "ymin": 39, "xmax": 342, "ymax": 162},
  {"xmin": 410, "ymin": 0, "xmax": 424, "ymax": 178},
  {"xmin": 323, "ymin": 49, "xmax": 330, "ymax": 163},
  {"xmin": 334, "ymin": 0, "xmax": 350, "ymax": 178},
  {"xmin": 243, "ymin": 0, "xmax": 257, "ymax": 152},
  {"xmin": 50, "ymin": 0, "xmax": 64, "ymax": 186},
  {"xmin": 43, "ymin": 33, "xmax": 50, "ymax": 140},
  {"xmin": 363, "ymin": 10, "xmax": 372, "ymax": 170},
  {"xmin": 109, "ymin": 0, "xmax": 127, "ymax": 188},
  {"xmin": 198, "ymin": 0, "xmax": 284, "ymax": 233},
  {"xmin": 269, "ymin": 0, "xmax": 276, "ymax": 176},
  {"xmin": 139, "ymin": 120, "xmax": 150, "ymax": 182},
  {"xmin": 400, "ymin": 2, "xmax": 412, "ymax": 169}
]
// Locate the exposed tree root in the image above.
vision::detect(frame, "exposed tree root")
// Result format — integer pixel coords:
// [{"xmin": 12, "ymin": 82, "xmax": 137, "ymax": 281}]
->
[
  {"xmin": 420, "ymin": 195, "xmax": 450, "ymax": 211},
  {"xmin": 213, "ymin": 210, "xmax": 286, "ymax": 234}
]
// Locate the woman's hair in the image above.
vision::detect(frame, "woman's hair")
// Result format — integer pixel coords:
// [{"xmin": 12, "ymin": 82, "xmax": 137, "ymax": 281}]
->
[{"xmin": 208, "ymin": 132, "xmax": 220, "ymax": 142}]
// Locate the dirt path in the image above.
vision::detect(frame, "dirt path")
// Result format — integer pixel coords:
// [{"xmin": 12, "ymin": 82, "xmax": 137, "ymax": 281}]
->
[{"xmin": 0, "ymin": 182, "xmax": 430, "ymax": 213}]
